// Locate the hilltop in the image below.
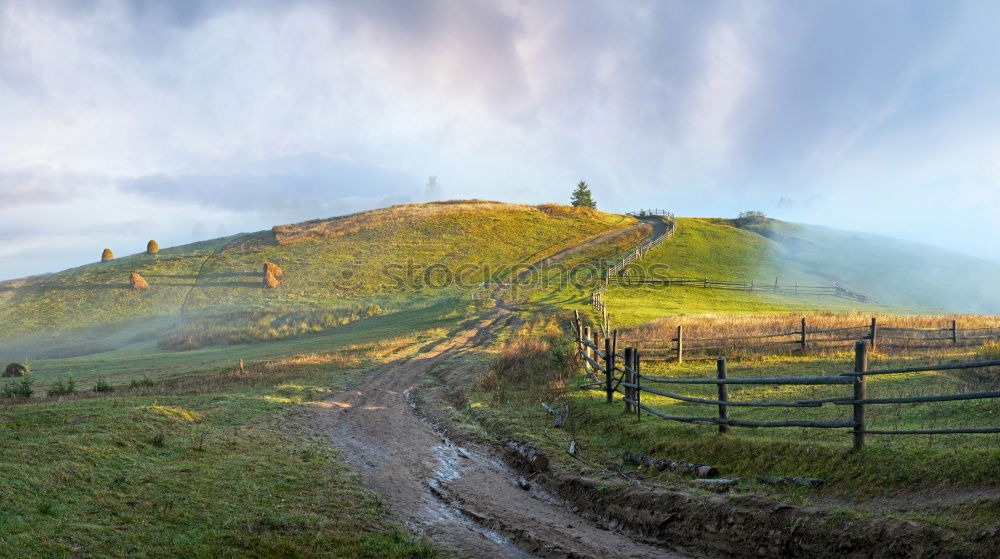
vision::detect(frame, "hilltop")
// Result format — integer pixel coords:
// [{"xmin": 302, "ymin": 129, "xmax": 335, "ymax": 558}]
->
[{"xmin": 0, "ymin": 201, "xmax": 632, "ymax": 361}]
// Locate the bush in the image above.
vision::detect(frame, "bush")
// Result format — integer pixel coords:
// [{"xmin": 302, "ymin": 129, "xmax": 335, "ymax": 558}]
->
[
  {"xmin": 366, "ymin": 303, "xmax": 383, "ymax": 316},
  {"xmin": 735, "ymin": 211, "xmax": 767, "ymax": 227},
  {"xmin": 2, "ymin": 362, "xmax": 28, "ymax": 378},
  {"xmin": 130, "ymin": 271, "xmax": 150, "ymax": 290},
  {"xmin": 978, "ymin": 341, "xmax": 1000, "ymax": 360},
  {"xmin": 46, "ymin": 377, "xmax": 76, "ymax": 397},
  {"xmin": 93, "ymin": 377, "xmax": 114, "ymax": 393},
  {"xmin": 147, "ymin": 240, "xmax": 159, "ymax": 254},
  {"xmin": 101, "ymin": 248, "xmax": 114, "ymax": 262},
  {"xmin": 2, "ymin": 377, "xmax": 34, "ymax": 398},
  {"xmin": 129, "ymin": 376, "xmax": 155, "ymax": 388}
]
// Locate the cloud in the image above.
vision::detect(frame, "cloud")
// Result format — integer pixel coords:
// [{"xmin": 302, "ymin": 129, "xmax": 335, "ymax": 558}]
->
[{"xmin": 2, "ymin": 0, "xmax": 1000, "ymax": 279}]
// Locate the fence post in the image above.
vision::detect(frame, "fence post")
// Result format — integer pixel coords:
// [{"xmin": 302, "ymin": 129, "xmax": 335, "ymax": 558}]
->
[
  {"xmin": 869, "ymin": 317, "xmax": 878, "ymax": 350},
  {"xmin": 774, "ymin": 277, "xmax": 778, "ymax": 293},
  {"xmin": 604, "ymin": 337, "xmax": 614, "ymax": 403},
  {"xmin": 623, "ymin": 348, "xmax": 634, "ymax": 413},
  {"xmin": 635, "ymin": 350, "xmax": 641, "ymax": 420},
  {"xmin": 717, "ymin": 357, "xmax": 729, "ymax": 434},
  {"xmin": 583, "ymin": 327, "xmax": 592, "ymax": 369},
  {"xmin": 853, "ymin": 340, "xmax": 869, "ymax": 452},
  {"xmin": 952, "ymin": 320, "xmax": 958, "ymax": 345},
  {"xmin": 676, "ymin": 325, "xmax": 684, "ymax": 364},
  {"xmin": 800, "ymin": 317, "xmax": 807, "ymax": 355}
]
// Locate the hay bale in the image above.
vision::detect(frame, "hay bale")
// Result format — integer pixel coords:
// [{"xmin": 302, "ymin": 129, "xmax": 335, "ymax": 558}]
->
[
  {"xmin": 101, "ymin": 248, "xmax": 114, "ymax": 262},
  {"xmin": 2, "ymin": 363, "xmax": 27, "ymax": 378},
  {"xmin": 130, "ymin": 272, "xmax": 150, "ymax": 290},
  {"xmin": 263, "ymin": 269, "xmax": 281, "ymax": 289},
  {"xmin": 263, "ymin": 262, "xmax": 283, "ymax": 278},
  {"xmin": 147, "ymin": 240, "xmax": 159, "ymax": 255}
]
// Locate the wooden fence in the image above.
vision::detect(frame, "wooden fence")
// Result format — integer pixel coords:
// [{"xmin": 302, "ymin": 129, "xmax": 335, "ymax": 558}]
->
[
  {"xmin": 604, "ymin": 215, "xmax": 676, "ymax": 286},
  {"xmin": 572, "ymin": 312, "xmax": 1000, "ymax": 450},
  {"xmin": 619, "ymin": 317, "xmax": 1000, "ymax": 362},
  {"xmin": 605, "ymin": 275, "xmax": 872, "ymax": 303}
]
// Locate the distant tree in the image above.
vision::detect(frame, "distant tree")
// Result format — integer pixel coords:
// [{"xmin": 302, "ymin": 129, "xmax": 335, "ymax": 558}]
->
[
  {"xmin": 571, "ymin": 181, "xmax": 596, "ymax": 209},
  {"xmin": 736, "ymin": 211, "xmax": 766, "ymax": 227},
  {"xmin": 101, "ymin": 248, "xmax": 114, "ymax": 262},
  {"xmin": 146, "ymin": 240, "xmax": 159, "ymax": 255}
]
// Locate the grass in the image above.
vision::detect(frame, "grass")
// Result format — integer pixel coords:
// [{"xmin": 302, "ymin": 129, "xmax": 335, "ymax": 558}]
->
[
  {"xmin": 0, "ymin": 201, "xmax": 630, "ymax": 359},
  {"xmin": 0, "ymin": 326, "xmax": 447, "ymax": 558},
  {"xmin": 463, "ymin": 312, "xmax": 999, "ymax": 535}
]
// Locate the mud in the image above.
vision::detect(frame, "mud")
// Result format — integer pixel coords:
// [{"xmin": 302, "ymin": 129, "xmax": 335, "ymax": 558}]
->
[{"xmin": 307, "ymin": 313, "xmax": 689, "ymax": 558}]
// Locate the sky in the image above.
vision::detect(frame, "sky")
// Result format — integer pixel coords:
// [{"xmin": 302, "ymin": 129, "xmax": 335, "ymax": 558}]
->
[{"xmin": 2, "ymin": 0, "xmax": 1000, "ymax": 280}]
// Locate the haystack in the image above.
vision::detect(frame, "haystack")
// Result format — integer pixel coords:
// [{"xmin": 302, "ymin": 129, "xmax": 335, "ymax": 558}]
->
[
  {"xmin": 101, "ymin": 248, "xmax": 114, "ymax": 262},
  {"xmin": 2, "ymin": 363, "xmax": 27, "ymax": 378},
  {"xmin": 130, "ymin": 272, "xmax": 150, "ymax": 290},
  {"xmin": 263, "ymin": 262, "xmax": 283, "ymax": 278},
  {"xmin": 263, "ymin": 269, "xmax": 281, "ymax": 289},
  {"xmin": 147, "ymin": 240, "xmax": 159, "ymax": 254}
]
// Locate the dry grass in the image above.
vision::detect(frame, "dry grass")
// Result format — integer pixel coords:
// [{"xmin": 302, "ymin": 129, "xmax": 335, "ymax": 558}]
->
[
  {"xmin": 272, "ymin": 200, "xmax": 537, "ymax": 245},
  {"xmin": 263, "ymin": 269, "xmax": 281, "ymax": 289},
  {"xmin": 130, "ymin": 272, "xmax": 150, "ymax": 290},
  {"xmin": 535, "ymin": 204, "xmax": 600, "ymax": 218},
  {"xmin": 620, "ymin": 312, "xmax": 1000, "ymax": 357},
  {"xmin": 264, "ymin": 261, "xmax": 283, "ymax": 277}
]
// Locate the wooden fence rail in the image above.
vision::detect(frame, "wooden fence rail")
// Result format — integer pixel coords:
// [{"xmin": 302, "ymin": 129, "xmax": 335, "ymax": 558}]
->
[
  {"xmin": 572, "ymin": 324, "xmax": 1000, "ymax": 450},
  {"xmin": 618, "ymin": 317, "xmax": 1000, "ymax": 362}
]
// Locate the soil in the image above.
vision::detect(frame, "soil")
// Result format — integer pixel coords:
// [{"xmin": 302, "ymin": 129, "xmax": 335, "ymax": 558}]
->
[{"xmin": 307, "ymin": 312, "xmax": 690, "ymax": 558}]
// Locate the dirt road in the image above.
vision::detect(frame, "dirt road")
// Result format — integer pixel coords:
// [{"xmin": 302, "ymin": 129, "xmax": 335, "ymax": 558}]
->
[{"xmin": 310, "ymin": 312, "xmax": 689, "ymax": 558}]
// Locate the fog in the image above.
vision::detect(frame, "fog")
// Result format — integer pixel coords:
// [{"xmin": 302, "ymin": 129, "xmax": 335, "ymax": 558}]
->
[{"xmin": 3, "ymin": 1, "xmax": 1000, "ymax": 280}]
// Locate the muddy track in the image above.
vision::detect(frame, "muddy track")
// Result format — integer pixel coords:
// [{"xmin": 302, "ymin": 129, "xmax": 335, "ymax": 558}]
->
[{"xmin": 308, "ymin": 311, "xmax": 688, "ymax": 558}]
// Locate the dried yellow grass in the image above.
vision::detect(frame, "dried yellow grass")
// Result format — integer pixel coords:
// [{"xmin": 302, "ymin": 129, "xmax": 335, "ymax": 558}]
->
[
  {"xmin": 263, "ymin": 269, "xmax": 281, "ymax": 289},
  {"xmin": 271, "ymin": 200, "xmax": 537, "ymax": 245},
  {"xmin": 263, "ymin": 262, "xmax": 283, "ymax": 278},
  {"xmin": 129, "ymin": 272, "xmax": 150, "ymax": 290},
  {"xmin": 624, "ymin": 312, "xmax": 1000, "ymax": 342}
]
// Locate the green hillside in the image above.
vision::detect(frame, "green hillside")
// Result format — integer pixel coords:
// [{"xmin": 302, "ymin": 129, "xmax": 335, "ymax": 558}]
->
[
  {"xmin": 599, "ymin": 217, "xmax": 1000, "ymax": 327},
  {"xmin": 744, "ymin": 219, "xmax": 1000, "ymax": 313},
  {"xmin": 0, "ymin": 201, "xmax": 632, "ymax": 361}
]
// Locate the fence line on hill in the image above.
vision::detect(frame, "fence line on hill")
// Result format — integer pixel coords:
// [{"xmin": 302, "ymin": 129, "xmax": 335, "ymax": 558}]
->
[
  {"xmin": 589, "ymin": 211, "xmax": 875, "ymax": 335},
  {"xmin": 572, "ymin": 311, "xmax": 1000, "ymax": 450},
  {"xmin": 618, "ymin": 317, "xmax": 1000, "ymax": 362}
]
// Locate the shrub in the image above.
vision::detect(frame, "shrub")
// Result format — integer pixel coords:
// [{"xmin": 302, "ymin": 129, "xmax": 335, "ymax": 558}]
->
[
  {"xmin": 147, "ymin": 240, "xmax": 159, "ymax": 254},
  {"xmin": 93, "ymin": 377, "xmax": 114, "ymax": 393},
  {"xmin": 130, "ymin": 271, "xmax": 150, "ymax": 290},
  {"xmin": 366, "ymin": 303, "xmax": 383, "ymax": 317},
  {"xmin": 129, "ymin": 376, "xmax": 155, "ymax": 388},
  {"xmin": 2, "ymin": 377, "xmax": 33, "ymax": 398},
  {"xmin": 735, "ymin": 211, "xmax": 767, "ymax": 227},
  {"xmin": 46, "ymin": 377, "xmax": 76, "ymax": 397},
  {"xmin": 101, "ymin": 248, "xmax": 114, "ymax": 262}
]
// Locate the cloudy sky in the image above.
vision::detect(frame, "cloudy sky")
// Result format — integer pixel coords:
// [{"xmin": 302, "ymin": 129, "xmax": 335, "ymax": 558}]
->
[{"xmin": 2, "ymin": 0, "xmax": 1000, "ymax": 279}]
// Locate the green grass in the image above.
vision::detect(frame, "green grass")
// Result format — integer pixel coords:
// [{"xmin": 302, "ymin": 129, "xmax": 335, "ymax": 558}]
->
[
  {"xmin": 0, "ymin": 330, "xmax": 446, "ymax": 558},
  {"xmin": 601, "ymin": 219, "xmax": 911, "ymax": 327},
  {"xmin": 0, "ymin": 202, "xmax": 629, "ymax": 359}
]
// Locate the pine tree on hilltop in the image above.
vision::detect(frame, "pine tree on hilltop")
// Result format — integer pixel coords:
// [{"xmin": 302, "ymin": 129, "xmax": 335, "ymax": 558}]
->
[{"xmin": 571, "ymin": 181, "xmax": 596, "ymax": 209}]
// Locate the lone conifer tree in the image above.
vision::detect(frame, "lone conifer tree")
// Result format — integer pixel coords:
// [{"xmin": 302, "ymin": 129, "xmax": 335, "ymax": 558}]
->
[{"xmin": 571, "ymin": 181, "xmax": 596, "ymax": 209}]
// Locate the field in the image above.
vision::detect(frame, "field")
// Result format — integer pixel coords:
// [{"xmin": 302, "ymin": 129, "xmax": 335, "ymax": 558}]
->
[
  {"xmin": 0, "ymin": 318, "xmax": 454, "ymax": 558},
  {"xmin": 3, "ymin": 202, "xmax": 999, "ymax": 556}
]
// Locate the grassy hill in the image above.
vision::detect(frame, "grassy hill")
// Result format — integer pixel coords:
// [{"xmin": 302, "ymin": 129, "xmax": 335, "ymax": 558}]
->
[
  {"xmin": 0, "ymin": 201, "xmax": 632, "ymax": 363},
  {"xmin": 602, "ymin": 217, "xmax": 1000, "ymax": 327}
]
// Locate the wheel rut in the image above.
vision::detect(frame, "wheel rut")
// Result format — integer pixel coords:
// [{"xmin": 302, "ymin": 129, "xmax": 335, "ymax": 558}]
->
[{"xmin": 308, "ymin": 313, "xmax": 689, "ymax": 558}]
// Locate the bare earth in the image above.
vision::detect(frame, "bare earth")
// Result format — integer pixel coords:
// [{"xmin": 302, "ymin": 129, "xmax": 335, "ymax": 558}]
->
[{"xmin": 308, "ymin": 312, "xmax": 688, "ymax": 558}]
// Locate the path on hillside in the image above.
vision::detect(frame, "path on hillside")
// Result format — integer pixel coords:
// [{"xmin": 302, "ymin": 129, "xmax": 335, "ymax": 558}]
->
[
  {"xmin": 515, "ymin": 219, "xmax": 650, "ymax": 282},
  {"xmin": 308, "ymin": 310, "xmax": 688, "ymax": 558}
]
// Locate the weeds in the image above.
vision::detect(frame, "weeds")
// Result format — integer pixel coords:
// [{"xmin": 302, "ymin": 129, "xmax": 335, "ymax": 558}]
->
[{"xmin": 46, "ymin": 377, "xmax": 76, "ymax": 397}]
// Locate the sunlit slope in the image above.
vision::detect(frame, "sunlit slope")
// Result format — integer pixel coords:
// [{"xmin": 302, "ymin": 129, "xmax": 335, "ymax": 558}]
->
[
  {"xmin": 606, "ymin": 218, "xmax": 878, "ymax": 324},
  {"xmin": 0, "ymin": 201, "xmax": 632, "ymax": 350},
  {"xmin": 606, "ymin": 217, "xmax": 1000, "ymax": 325},
  {"xmin": 744, "ymin": 219, "xmax": 1000, "ymax": 314}
]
